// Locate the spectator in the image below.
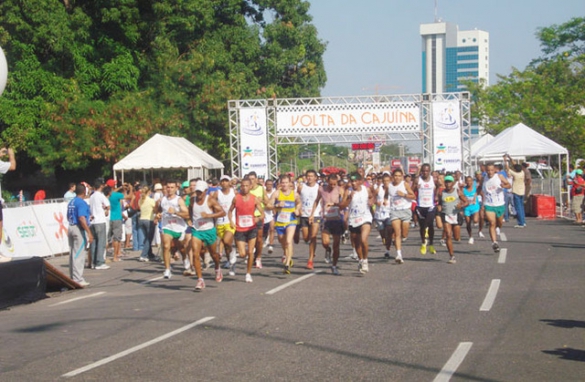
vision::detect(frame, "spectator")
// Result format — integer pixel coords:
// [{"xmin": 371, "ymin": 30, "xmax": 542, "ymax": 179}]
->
[
  {"xmin": 64, "ymin": 182, "xmax": 76, "ymax": 202},
  {"xmin": 0, "ymin": 147, "xmax": 16, "ymax": 242},
  {"xmin": 571, "ymin": 169, "xmax": 585, "ymax": 224},
  {"xmin": 107, "ymin": 179, "xmax": 124, "ymax": 261},
  {"xmin": 138, "ymin": 184, "xmax": 156, "ymax": 261},
  {"xmin": 67, "ymin": 183, "xmax": 93, "ymax": 287},
  {"xmin": 522, "ymin": 162, "xmax": 532, "ymax": 198},
  {"xmin": 504, "ymin": 154, "xmax": 526, "ymax": 228},
  {"xmin": 89, "ymin": 178, "xmax": 110, "ymax": 270}
]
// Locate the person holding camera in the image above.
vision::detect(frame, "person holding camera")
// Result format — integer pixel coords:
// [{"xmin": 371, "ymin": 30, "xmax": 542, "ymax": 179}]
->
[{"xmin": 0, "ymin": 147, "xmax": 16, "ymax": 242}]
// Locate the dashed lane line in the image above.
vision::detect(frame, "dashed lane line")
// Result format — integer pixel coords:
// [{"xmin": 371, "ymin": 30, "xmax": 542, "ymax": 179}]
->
[
  {"xmin": 479, "ymin": 279, "xmax": 501, "ymax": 312},
  {"xmin": 49, "ymin": 292, "xmax": 106, "ymax": 307},
  {"xmin": 265, "ymin": 270, "xmax": 323, "ymax": 295},
  {"xmin": 498, "ymin": 248, "xmax": 507, "ymax": 264},
  {"xmin": 433, "ymin": 342, "xmax": 473, "ymax": 382}
]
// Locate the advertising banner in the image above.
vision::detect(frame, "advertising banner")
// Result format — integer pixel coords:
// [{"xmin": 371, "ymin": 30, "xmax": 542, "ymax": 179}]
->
[
  {"xmin": 33, "ymin": 202, "xmax": 71, "ymax": 256},
  {"xmin": 1, "ymin": 205, "xmax": 53, "ymax": 258},
  {"xmin": 239, "ymin": 108, "xmax": 269, "ymax": 178},
  {"xmin": 432, "ymin": 101, "xmax": 462, "ymax": 172},
  {"xmin": 276, "ymin": 102, "xmax": 421, "ymax": 136}
]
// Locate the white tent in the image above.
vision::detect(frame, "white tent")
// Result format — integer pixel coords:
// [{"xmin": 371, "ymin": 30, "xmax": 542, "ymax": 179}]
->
[
  {"xmin": 470, "ymin": 133, "xmax": 494, "ymax": 158},
  {"xmin": 474, "ymin": 122, "xmax": 569, "ymax": 217},
  {"xmin": 113, "ymin": 134, "xmax": 224, "ymax": 181},
  {"xmin": 474, "ymin": 123, "xmax": 568, "ymax": 158}
]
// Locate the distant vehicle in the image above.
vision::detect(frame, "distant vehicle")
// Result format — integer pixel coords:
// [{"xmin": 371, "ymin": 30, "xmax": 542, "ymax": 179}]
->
[{"xmin": 525, "ymin": 161, "xmax": 553, "ymax": 179}]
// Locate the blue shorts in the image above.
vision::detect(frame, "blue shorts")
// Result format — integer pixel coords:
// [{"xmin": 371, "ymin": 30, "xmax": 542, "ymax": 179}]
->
[
  {"xmin": 464, "ymin": 203, "xmax": 480, "ymax": 217},
  {"xmin": 276, "ymin": 223, "xmax": 296, "ymax": 236}
]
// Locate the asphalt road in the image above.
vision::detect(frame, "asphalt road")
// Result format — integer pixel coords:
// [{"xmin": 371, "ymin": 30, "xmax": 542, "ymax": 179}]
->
[{"xmin": 0, "ymin": 217, "xmax": 584, "ymax": 381}]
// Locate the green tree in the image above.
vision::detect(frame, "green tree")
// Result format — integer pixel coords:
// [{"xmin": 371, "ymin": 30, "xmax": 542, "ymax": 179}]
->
[
  {"xmin": 0, "ymin": 0, "xmax": 327, "ymax": 176},
  {"xmin": 469, "ymin": 17, "xmax": 585, "ymax": 158}
]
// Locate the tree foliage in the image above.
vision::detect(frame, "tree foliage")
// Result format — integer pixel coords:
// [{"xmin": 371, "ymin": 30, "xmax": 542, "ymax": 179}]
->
[
  {"xmin": 0, "ymin": 0, "xmax": 327, "ymax": 174},
  {"xmin": 469, "ymin": 17, "xmax": 585, "ymax": 158}
]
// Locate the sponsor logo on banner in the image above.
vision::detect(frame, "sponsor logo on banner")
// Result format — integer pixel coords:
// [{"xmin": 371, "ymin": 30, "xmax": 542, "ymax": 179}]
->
[
  {"xmin": 239, "ymin": 108, "xmax": 269, "ymax": 178},
  {"xmin": 432, "ymin": 101, "xmax": 462, "ymax": 172},
  {"xmin": 17, "ymin": 221, "xmax": 37, "ymax": 238},
  {"xmin": 242, "ymin": 111, "xmax": 264, "ymax": 136}
]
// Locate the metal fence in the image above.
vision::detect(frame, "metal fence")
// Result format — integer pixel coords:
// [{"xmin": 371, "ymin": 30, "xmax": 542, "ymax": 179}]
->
[{"xmin": 3, "ymin": 198, "xmax": 66, "ymax": 208}]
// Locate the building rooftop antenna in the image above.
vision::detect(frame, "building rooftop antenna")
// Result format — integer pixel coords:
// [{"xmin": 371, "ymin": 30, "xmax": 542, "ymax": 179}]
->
[{"xmin": 434, "ymin": 0, "xmax": 439, "ymax": 22}]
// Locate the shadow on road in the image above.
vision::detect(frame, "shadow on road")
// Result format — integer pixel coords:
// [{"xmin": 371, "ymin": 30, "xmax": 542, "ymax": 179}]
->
[
  {"xmin": 540, "ymin": 319, "xmax": 585, "ymax": 329},
  {"xmin": 542, "ymin": 347, "xmax": 585, "ymax": 362}
]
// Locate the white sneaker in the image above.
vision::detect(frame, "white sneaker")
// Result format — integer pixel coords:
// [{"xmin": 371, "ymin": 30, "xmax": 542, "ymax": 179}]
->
[
  {"xmin": 362, "ymin": 259, "xmax": 369, "ymax": 273},
  {"xmin": 440, "ymin": 239, "xmax": 446, "ymax": 247},
  {"xmin": 351, "ymin": 250, "xmax": 359, "ymax": 260},
  {"xmin": 229, "ymin": 250, "xmax": 237, "ymax": 265},
  {"xmin": 496, "ymin": 227, "xmax": 501, "ymax": 236},
  {"xmin": 229, "ymin": 263, "xmax": 236, "ymax": 276},
  {"xmin": 163, "ymin": 268, "xmax": 172, "ymax": 279},
  {"xmin": 468, "ymin": 237, "xmax": 474, "ymax": 245},
  {"xmin": 395, "ymin": 256, "xmax": 404, "ymax": 264},
  {"xmin": 78, "ymin": 280, "xmax": 90, "ymax": 287},
  {"xmin": 245, "ymin": 273, "xmax": 253, "ymax": 283},
  {"xmin": 183, "ymin": 257, "xmax": 191, "ymax": 271},
  {"xmin": 478, "ymin": 231, "xmax": 485, "ymax": 238},
  {"xmin": 95, "ymin": 264, "xmax": 110, "ymax": 270},
  {"xmin": 267, "ymin": 245, "xmax": 274, "ymax": 254},
  {"xmin": 331, "ymin": 266, "xmax": 340, "ymax": 276}
]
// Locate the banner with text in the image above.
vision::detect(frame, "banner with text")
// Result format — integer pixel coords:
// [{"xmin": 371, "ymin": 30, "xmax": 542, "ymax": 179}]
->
[
  {"xmin": 276, "ymin": 102, "xmax": 421, "ymax": 136},
  {"xmin": 432, "ymin": 101, "xmax": 462, "ymax": 172},
  {"xmin": 239, "ymin": 108, "xmax": 269, "ymax": 178}
]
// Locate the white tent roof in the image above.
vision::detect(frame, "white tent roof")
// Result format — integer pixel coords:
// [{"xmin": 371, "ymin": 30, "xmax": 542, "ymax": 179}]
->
[
  {"xmin": 470, "ymin": 134, "xmax": 494, "ymax": 157},
  {"xmin": 113, "ymin": 134, "xmax": 224, "ymax": 171},
  {"xmin": 475, "ymin": 123, "xmax": 568, "ymax": 159}
]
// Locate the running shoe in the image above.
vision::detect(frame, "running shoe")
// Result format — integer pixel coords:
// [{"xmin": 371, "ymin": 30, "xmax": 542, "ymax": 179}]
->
[
  {"xmin": 325, "ymin": 247, "xmax": 332, "ymax": 264},
  {"xmin": 514, "ymin": 225, "xmax": 525, "ymax": 228},
  {"xmin": 194, "ymin": 278, "xmax": 205, "ymax": 291},
  {"xmin": 362, "ymin": 259, "xmax": 369, "ymax": 273},
  {"xmin": 78, "ymin": 280, "xmax": 90, "ymax": 287},
  {"xmin": 440, "ymin": 239, "xmax": 446, "ymax": 247},
  {"xmin": 468, "ymin": 237, "xmax": 474, "ymax": 245},
  {"xmin": 267, "ymin": 245, "xmax": 274, "ymax": 254},
  {"xmin": 496, "ymin": 227, "xmax": 501, "ymax": 236},
  {"xmin": 448, "ymin": 257, "xmax": 456, "ymax": 264},
  {"xmin": 183, "ymin": 269, "xmax": 195, "ymax": 276},
  {"xmin": 215, "ymin": 268, "xmax": 223, "ymax": 282},
  {"xmin": 95, "ymin": 264, "xmax": 110, "ymax": 270},
  {"xmin": 420, "ymin": 243, "xmax": 427, "ymax": 255},
  {"xmin": 478, "ymin": 231, "xmax": 485, "ymax": 238},
  {"xmin": 395, "ymin": 256, "xmax": 404, "ymax": 264},
  {"xmin": 350, "ymin": 250, "xmax": 359, "ymax": 260},
  {"xmin": 492, "ymin": 242, "xmax": 500, "ymax": 253},
  {"xmin": 245, "ymin": 273, "xmax": 253, "ymax": 283},
  {"xmin": 163, "ymin": 268, "xmax": 172, "ymax": 279},
  {"xmin": 229, "ymin": 263, "xmax": 236, "ymax": 276},
  {"xmin": 331, "ymin": 265, "xmax": 340, "ymax": 275},
  {"xmin": 229, "ymin": 250, "xmax": 237, "ymax": 265},
  {"xmin": 306, "ymin": 260, "xmax": 314, "ymax": 270},
  {"xmin": 283, "ymin": 265, "xmax": 291, "ymax": 274},
  {"xmin": 384, "ymin": 251, "xmax": 391, "ymax": 259},
  {"xmin": 255, "ymin": 258, "xmax": 263, "ymax": 269},
  {"xmin": 183, "ymin": 257, "xmax": 191, "ymax": 271},
  {"xmin": 428, "ymin": 245, "xmax": 437, "ymax": 255},
  {"xmin": 138, "ymin": 257, "xmax": 149, "ymax": 262},
  {"xmin": 223, "ymin": 260, "xmax": 231, "ymax": 269},
  {"xmin": 358, "ymin": 259, "xmax": 364, "ymax": 273}
]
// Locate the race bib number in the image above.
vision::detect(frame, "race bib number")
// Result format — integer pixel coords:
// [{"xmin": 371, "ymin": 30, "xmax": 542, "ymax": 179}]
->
[
  {"xmin": 325, "ymin": 206, "xmax": 340, "ymax": 219},
  {"xmin": 277, "ymin": 211, "xmax": 291, "ymax": 223},
  {"xmin": 238, "ymin": 215, "xmax": 254, "ymax": 228},
  {"xmin": 350, "ymin": 216, "xmax": 364, "ymax": 226},
  {"xmin": 445, "ymin": 214, "xmax": 458, "ymax": 225}
]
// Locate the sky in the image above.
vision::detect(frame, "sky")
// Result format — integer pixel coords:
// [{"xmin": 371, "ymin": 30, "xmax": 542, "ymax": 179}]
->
[{"xmin": 308, "ymin": 0, "xmax": 584, "ymax": 97}]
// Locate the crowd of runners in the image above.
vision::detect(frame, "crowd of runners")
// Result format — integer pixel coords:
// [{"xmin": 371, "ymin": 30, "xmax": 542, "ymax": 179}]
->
[{"xmin": 129, "ymin": 160, "xmax": 514, "ymax": 292}]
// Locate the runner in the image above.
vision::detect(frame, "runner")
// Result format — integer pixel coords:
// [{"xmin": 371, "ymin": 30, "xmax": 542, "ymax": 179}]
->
[
  {"xmin": 215, "ymin": 175, "xmax": 236, "ymax": 268},
  {"xmin": 247, "ymin": 171, "xmax": 270, "ymax": 269},
  {"xmin": 387, "ymin": 169, "xmax": 415, "ymax": 264},
  {"xmin": 228, "ymin": 177, "xmax": 265, "ymax": 283},
  {"xmin": 298, "ymin": 170, "xmax": 321, "ymax": 270},
  {"xmin": 339, "ymin": 172, "xmax": 374, "ymax": 274},
  {"xmin": 268, "ymin": 174, "xmax": 300, "ymax": 274},
  {"xmin": 462, "ymin": 175, "xmax": 480, "ymax": 244},
  {"xmin": 481, "ymin": 164, "xmax": 511, "ymax": 253},
  {"xmin": 413, "ymin": 164, "xmax": 437, "ymax": 255},
  {"xmin": 189, "ymin": 180, "xmax": 225, "ymax": 291},
  {"xmin": 263, "ymin": 179, "xmax": 277, "ymax": 254},
  {"xmin": 311, "ymin": 173, "xmax": 345, "ymax": 275},
  {"xmin": 474, "ymin": 170, "xmax": 486, "ymax": 238},
  {"xmin": 156, "ymin": 181, "xmax": 190, "ymax": 279},
  {"xmin": 374, "ymin": 173, "xmax": 393, "ymax": 259},
  {"xmin": 438, "ymin": 175, "xmax": 468, "ymax": 263}
]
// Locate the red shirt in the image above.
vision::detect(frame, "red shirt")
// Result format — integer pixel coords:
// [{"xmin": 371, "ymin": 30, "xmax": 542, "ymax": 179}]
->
[{"xmin": 234, "ymin": 193, "xmax": 256, "ymax": 231}]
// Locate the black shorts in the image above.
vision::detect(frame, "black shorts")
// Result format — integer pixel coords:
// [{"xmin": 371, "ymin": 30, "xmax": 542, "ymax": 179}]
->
[
  {"xmin": 323, "ymin": 220, "xmax": 344, "ymax": 236},
  {"xmin": 415, "ymin": 206, "xmax": 436, "ymax": 224},
  {"xmin": 300, "ymin": 216, "xmax": 320, "ymax": 228},
  {"xmin": 349, "ymin": 222, "xmax": 371, "ymax": 234},
  {"xmin": 235, "ymin": 228, "xmax": 258, "ymax": 242},
  {"xmin": 256, "ymin": 219, "xmax": 263, "ymax": 230}
]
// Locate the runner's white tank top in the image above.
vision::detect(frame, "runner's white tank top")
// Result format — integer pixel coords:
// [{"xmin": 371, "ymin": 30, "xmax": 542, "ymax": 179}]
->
[
  {"xmin": 482, "ymin": 174, "xmax": 505, "ymax": 207},
  {"xmin": 191, "ymin": 195, "xmax": 215, "ymax": 231},
  {"xmin": 264, "ymin": 189, "xmax": 276, "ymax": 223},
  {"xmin": 374, "ymin": 186, "xmax": 390, "ymax": 220},
  {"xmin": 348, "ymin": 186, "xmax": 372, "ymax": 227},
  {"xmin": 216, "ymin": 188, "xmax": 235, "ymax": 225},
  {"xmin": 417, "ymin": 177, "xmax": 435, "ymax": 208},
  {"xmin": 388, "ymin": 181, "xmax": 411, "ymax": 210},
  {"xmin": 161, "ymin": 196, "xmax": 188, "ymax": 233},
  {"xmin": 300, "ymin": 183, "xmax": 321, "ymax": 217}
]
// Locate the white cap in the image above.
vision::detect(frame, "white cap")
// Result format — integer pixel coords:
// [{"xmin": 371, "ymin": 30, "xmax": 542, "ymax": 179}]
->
[
  {"xmin": 220, "ymin": 175, "xmax": 231, "ymax": 182},
  {"xmin": 195, "ymin": 180, "xmax": 208, "ymax": 192},
  {"xmin": 154, "ymin": 183, "xmax": 163, "ymax": 191}
]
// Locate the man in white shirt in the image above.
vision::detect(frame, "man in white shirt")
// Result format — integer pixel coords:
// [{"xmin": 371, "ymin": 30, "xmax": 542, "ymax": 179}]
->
[
  {"xmin": 0, "ymin": 147, "xmax": 16, "ymax": 243},
  {"xmin": 89, "ymin": 178, "xmax": 111, "ymax": 269}
]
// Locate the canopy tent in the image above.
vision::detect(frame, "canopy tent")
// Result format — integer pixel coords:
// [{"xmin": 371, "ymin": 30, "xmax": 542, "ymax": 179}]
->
[
  {"xmin": 470, "ymin": 133, "xmax": 494, "ymax": 158},
  {"xmin": 113, "ymin": 134, "xmax": 224, "ymax": 182},
  {"xmin": 474, "ymin": 122, "xmax": 569, "ymax": 217}
]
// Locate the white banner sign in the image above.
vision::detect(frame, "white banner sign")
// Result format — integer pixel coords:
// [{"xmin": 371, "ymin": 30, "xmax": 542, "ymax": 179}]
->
[
  {"xmin": 33, "ymin": 202, "xmax": 71, "ymax": 255},
  {"xmin": 276, "ymin": 102, "xmax": 421, "ymax": 136},
  {"xmin": 432, "ymin": 101, "xmax": 462, "ymax": 172},
  {"xmin": 239, "ymin": 108, "xmax": 269, "ymax": 178}
]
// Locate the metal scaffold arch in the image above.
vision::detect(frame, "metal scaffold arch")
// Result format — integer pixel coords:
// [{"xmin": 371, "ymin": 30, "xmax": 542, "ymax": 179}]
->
[{"xmin": 229, "ymin": 93, "xmax": 471, "ymax": 178}]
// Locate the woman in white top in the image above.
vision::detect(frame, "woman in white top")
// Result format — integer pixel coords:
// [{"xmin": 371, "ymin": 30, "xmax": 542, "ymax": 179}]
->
[{"xmin": 388, "ymin": 169, "xmax": 415, "ymax": 264}]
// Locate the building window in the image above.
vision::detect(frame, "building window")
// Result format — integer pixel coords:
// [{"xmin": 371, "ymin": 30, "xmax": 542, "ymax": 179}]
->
[{"xmin": 462, "ymin": 39, "xmax": 466, "ymax": 43}]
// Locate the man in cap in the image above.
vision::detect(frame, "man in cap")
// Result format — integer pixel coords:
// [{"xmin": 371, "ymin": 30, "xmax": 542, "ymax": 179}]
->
[
  {"xmin": 214, "ymin": 175, "xmax": 237, "ymax": 268},
  {"xmin": 437, "ymin": 175, "xmax": 468, "ymax": 264},
  {"xmin": 189, "ymin": 180, "xmax": 225, "ymax": 291}
]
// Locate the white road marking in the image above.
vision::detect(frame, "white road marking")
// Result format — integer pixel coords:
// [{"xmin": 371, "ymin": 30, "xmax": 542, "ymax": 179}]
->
[
  {"xmin": 266, "ymin": 270, "xmax": 323, "ymax": 295},
  {"xmin": 500, "ymin": 232, "xmax": 507, "ymax": 242},
  {"xmin": 62, "ymin": 316, "xmax": 215, "ymax": 378},
  {"xmin": 480, "ymin": 279, "xmax": 501, "ymax": 311},
  {"xmin": 498, "ymin": 248, "xmax": 507, "ymax": 264},
  {"xmin": 141, "ymin": 276, "xmax": 164, "ymax": 284},
  {"xmin": 433, "ymin": 342, "xmax": 473, "ymax": 382},
  {"xmin": 49, "ymin": 292, "xmax": 106, "ymax": 307}
]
